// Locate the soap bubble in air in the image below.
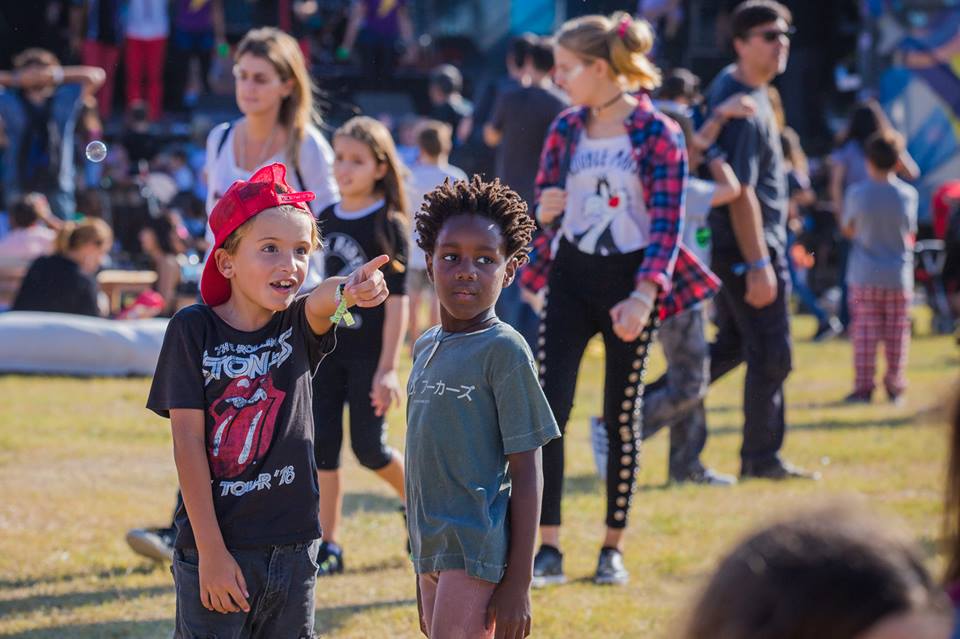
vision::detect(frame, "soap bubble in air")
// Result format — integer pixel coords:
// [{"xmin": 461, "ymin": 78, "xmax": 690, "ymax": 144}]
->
[{"xmin": 85, "ymin": 140, "xmax": 108, "ymax": 163}]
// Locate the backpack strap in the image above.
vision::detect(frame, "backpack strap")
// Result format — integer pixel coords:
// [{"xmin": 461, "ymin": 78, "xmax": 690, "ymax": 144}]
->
[{"xmin": 216, "ymin": 120, "xmax": 236, "ymax": 159}]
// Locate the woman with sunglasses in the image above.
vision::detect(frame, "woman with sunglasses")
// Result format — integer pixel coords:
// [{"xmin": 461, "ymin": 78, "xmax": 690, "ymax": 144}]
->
[{"xmin": 519, "ymin": 11, "xmax": 719, "ymax": 587}]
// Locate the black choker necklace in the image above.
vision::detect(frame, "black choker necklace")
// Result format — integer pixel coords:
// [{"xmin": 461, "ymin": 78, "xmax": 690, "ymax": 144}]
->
[{"xmin": 591, "ymin": 92, "xmax": 624, "ymax": 116}]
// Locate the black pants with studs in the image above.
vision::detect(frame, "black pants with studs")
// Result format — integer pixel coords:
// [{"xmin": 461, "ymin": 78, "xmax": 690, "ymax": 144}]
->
[{"xmin": 537, "ymin": 238, "xmax": 659, "ymax": 529}]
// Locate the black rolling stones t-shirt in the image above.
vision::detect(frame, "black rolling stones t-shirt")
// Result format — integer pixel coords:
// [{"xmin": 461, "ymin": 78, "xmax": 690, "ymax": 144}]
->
[{"xmin": 147, "ymin": 297, "xmax": 334, "ymax": 549}]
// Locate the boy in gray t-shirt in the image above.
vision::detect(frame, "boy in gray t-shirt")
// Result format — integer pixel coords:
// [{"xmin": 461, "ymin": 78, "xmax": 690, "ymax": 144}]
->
[
  {"xmin": 405, "ymin": 176, "xmax": 559, "ymax": 638},
  {"xmin": 842, "ymin": 133, "xmax": 918, "ymax": 404}
]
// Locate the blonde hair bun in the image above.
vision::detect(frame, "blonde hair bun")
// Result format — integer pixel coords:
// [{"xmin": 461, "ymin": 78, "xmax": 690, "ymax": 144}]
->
[{"xmin": 557, "ymin": 11, "xmax": 661, "ymax": 92}]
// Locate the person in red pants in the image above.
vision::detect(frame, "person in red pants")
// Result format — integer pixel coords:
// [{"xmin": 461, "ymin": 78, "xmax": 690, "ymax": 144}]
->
[
  {"xmin": 71, "ymin": 0, "xmax": 124, "ymax": 119},
  {"xmin": 124, "ymin": 0, "xmax": 169, "ymax": 121}
]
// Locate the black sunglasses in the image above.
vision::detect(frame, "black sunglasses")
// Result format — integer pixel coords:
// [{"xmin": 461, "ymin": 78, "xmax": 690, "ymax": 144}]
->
[{"xmin": 750, "ymin": 26, "xmax": 796, "ymax": 42}]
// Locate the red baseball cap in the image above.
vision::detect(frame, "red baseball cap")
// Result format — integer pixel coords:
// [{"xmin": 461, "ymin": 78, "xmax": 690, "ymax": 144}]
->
[{"xmin": 200, "ymin": 163, "xmax": 316, "ymax": 306}]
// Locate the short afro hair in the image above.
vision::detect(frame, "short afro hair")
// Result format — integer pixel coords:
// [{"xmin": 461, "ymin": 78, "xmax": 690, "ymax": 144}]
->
[{"xmin": 416, "ymin": 176, "xmax": 536, "ymax": 266}]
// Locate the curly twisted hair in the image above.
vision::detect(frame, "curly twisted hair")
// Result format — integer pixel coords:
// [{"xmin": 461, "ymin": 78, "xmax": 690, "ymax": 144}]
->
[{"xmin": 416, "ymin": 175, "xmax": 536, "ymax": 265}]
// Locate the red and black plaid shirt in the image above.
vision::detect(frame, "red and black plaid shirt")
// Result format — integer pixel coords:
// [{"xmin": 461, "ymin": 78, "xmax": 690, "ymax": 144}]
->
[{"xmin": 519, "ymin": 95, "xmax": 720, "ymax": 319}]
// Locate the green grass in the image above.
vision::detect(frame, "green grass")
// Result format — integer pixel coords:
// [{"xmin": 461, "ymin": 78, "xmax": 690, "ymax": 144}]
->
[{"xmin": 0, "ymin": 313, "xmax": 957, "ymax": 638}]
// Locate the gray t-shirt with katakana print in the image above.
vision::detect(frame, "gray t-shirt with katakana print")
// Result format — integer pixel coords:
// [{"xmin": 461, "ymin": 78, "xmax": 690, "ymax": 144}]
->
[{"xmin": 404, "ymin": 322, "xmax": 560, "ymax": 583}]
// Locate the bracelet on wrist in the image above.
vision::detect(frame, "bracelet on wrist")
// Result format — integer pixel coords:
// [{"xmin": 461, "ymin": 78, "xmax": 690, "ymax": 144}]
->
[
  {"xmin": 629, "ymin": 289, "xmax": 656, "ymax": 306},
  {"xmin": 732, "ymin": 256, "xmax": 772, "ymax": 276},
  {"xmin": 329, "ymin": 283, "xmax": 355, "ymax": 327}
]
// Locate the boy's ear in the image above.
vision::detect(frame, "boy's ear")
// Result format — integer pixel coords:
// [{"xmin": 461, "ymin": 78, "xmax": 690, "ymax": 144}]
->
[
  {"xmin": 502, "ymin": 256, "xmax": 517, "ymax": 288},
  {"xmin": 425, "ymin": 254, "xmax": 434, "ymax": 282},
  {"xmin": 215, "ymin": 248, "xmax": 235, "ymax": 280}
]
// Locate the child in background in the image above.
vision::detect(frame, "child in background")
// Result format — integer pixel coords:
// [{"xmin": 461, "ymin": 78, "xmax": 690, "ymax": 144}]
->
[
  {"xmin": 0, "ymin": 193, "xmax": 58, "ymax": 261},
  {"xmin": 406, "ymin": 119, "xmax": 467, "ymax": 346},
  {"xmin": 147, "ymin": 163, "xmax": 389, "ymax": 637},
  {"xmin": 681, "ymin": 505, "xmax": 952, "ymax": 639},
  {"xmin": 313, "ymin": 116, "xmax": 410, "ymax": 575},
  {"xmin": 781, "ymin": 127, "xmax": 843, "ymax": 341},
  {"xmin": 407, "ymin": 177, "xmax": 559, "ymax": 638},
  {"xmin": 843, "ymin": 132, "xmax": 918, "ymax": 405},
  {"xmin": 590, "ymin": 106, "xmax": 742, "ymax": 487},
  {"xmin": 637, "ymin": 108, "xmax": 741, "ymax": 485},
  {"xmin": 138, "ymin": 212, "xmax": 184, "ymax": 317}
]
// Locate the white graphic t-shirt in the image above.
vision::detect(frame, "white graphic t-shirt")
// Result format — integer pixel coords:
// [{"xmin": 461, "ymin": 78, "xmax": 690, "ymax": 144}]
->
[{"xmin": 562, "ymin": 132, "xmax": 648, "ymax": 255}]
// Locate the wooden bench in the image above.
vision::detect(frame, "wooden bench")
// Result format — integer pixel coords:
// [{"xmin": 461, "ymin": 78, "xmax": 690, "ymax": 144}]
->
[{"xmin": 96, "ymin": 269, "xmax": 159, "ymax": 315}]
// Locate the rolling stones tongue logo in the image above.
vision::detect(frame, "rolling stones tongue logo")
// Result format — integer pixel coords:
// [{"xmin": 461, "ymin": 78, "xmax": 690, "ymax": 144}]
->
[{"xmin": 208, "ymin": 375, "xmax": 286, "ymax": 479}]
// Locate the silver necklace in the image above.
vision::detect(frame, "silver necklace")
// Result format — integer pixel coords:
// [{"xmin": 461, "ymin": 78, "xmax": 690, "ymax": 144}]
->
[{"xmin": 241, "ymin": 121, "xmax": 278, "ymax": 169}]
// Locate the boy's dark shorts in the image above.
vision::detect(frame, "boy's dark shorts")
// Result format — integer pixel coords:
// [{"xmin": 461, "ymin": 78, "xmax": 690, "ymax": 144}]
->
[{"xmin": 172, "ymin": 539, "xmax": 320, "ymax": 639}]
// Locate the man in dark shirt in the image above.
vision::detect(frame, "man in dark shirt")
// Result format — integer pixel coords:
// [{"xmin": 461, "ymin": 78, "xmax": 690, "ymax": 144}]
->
[
  {"xmin": 705, "ymin": 0, "xmax": 817, "ymax": 480},
  {"xmin": 485, "ymin": 38, "xmax": 568, "ymax": 211},
  {"xmin": 483, "ymin": 38, "xmax": 567, "ymax": 348}
]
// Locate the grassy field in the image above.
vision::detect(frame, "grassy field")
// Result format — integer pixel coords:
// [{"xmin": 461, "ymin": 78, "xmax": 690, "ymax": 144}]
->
[{"xmin": 0, "ymin": 313, "xmax": 957, "ymax": 638}]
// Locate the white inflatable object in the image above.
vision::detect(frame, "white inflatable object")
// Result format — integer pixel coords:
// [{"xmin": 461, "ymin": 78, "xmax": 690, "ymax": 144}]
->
[{"xmin": 0, "ymin": 312, "xmax": 168, "ymax": 376}]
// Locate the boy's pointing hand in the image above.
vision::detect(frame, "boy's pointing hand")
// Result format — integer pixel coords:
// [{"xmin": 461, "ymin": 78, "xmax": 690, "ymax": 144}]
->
[{"xmin": 344, "ymin": 254, "xmax": 390, "ymax": 309}]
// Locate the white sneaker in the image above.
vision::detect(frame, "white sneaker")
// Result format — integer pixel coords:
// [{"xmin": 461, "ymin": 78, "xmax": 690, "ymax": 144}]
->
[{"xmin": 125, "ymin": 527, "xmax": 175, "ymax": 562}]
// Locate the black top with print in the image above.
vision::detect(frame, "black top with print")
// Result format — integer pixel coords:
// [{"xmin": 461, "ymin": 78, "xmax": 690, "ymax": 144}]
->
[
  {"xmin": 317, "ymin": 201, "xmax": 408, "ymax": 357},
  {"xmin": 147, "ymin": 297, "xmax": 334, "ymax": 549}
]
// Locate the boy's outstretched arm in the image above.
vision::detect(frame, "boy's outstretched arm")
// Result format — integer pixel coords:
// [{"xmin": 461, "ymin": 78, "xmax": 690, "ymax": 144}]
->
[
  {"xmin": 170, "ymin": 408, "xmax": 250, "ymax": 615},
  {"xmin": 305, "ymin": 254, "xmax": 391, "ymax": 336},
  {"xmin": 485, "ymin": 448, "xmax": 542, "ymax": 639}
]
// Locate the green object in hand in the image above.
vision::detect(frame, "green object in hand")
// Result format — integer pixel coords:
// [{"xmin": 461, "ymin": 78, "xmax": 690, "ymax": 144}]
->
[
  {"xmin": 217, "ymin": 42, "xmax": 230, "ymax": 59},
  {"xmin": 330, "ymin": 284, "xmax": 355, "ymax": 327},
  {"xmin": 335, "ymin": 46, "xmax": 350, "ymax": 61}
]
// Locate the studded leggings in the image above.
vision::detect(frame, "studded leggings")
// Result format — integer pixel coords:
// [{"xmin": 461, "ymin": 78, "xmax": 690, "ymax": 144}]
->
[{"xmin": 537, "ymin": 238, "xmax": 658, "ymax": 529}]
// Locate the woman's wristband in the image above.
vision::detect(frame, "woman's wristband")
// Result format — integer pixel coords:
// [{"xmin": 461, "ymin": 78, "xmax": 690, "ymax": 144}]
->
[
  {"xmin": 629, "ymin": 289, "xmax": 656, "ymax": 307},
  {"xmin": 732, "ymin": 256, "xmax": 772, "ymax": 276}
]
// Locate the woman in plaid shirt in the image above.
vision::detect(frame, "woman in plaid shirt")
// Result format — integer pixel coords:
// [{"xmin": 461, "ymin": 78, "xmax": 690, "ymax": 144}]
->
[{"xmin": 519, "ymin": 11, "xmax": 720, "ymax": 587}]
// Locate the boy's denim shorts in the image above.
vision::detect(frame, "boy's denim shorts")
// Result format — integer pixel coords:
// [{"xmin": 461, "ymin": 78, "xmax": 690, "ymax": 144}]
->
[{"xmin": 172, "ymin": 539, "xmax": 320, "ymax": 639}]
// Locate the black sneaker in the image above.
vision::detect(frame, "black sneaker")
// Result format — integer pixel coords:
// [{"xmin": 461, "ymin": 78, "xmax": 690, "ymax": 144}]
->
[
  {"xmin": 741, "ymin": 460, "xmax": 821, "ymax": 481},
  {"xmin": 594, "ymin": 547, "xmax": 628, "ymax": 585},
  {"xmin": 812, "ymin": 318, "xmax": 843, "ymax": 342},
  {"xmin": 844, "ymin": 390, "xmax": 872, "ymax": 404},
  {"xmin": 125, "ymin": 527, "xmax": 175, "ymax": 562},
  {"xmin": 670, "ymin": 467, "xmax": 737, "ymax": 486},
  {"xmin": 532, "ymin": 545, "xmax": 565, "ymax": 588},
  {"xmin": 317, "ymin": 541, "xmax": 344, "ymax": 576}
]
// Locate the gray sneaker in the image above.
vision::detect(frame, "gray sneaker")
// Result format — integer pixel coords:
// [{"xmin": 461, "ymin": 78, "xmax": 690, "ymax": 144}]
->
[
  {"xmin": 594, "ymin": 547, "xmax": 628, "ymax": 585},
  {"xmin": 532, "ymin": 545, "xmax": 566, "ymax": 588},
  {"xmin": 125, "ymin": 527, "xmax": 175, "ymax": 562}
]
